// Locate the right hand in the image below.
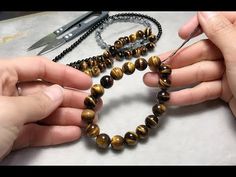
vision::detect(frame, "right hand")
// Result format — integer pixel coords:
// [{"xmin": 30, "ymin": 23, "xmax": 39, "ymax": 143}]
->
[{"xmin": 143, "ymin": 12, "xmax": 236, "ymax": 117}]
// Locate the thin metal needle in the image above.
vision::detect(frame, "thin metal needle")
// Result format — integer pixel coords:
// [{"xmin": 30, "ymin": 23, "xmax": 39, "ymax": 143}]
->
[{"xmin": 162, "ymin": 25, "xmax": 201, "ymax": 63}]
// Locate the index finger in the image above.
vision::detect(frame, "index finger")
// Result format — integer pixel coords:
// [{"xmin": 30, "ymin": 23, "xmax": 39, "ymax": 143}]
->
[{"xmin": 11, "ymin": 56, "xmax": 92, "ymax": 90}]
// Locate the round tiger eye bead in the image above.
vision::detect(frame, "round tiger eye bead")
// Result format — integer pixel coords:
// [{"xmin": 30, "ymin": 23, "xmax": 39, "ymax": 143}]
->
[
  {"xmin": 116, "ymin": 52, "xmax": 125, "ymax": 61},
  {"xmin": 135, "ymin": 58, "xmax": 148, "ymax": 71},
  {"xmin": 148, "ymin": 34, "xmax": 158, "ymax": 43},
  {"xmin": 159, "ymin": 78, "xmax": 171, "ymax": 89},
  {"xmin": 136, "ymin": 125, "xmax": 149, "ymax": 139},
  {"xmin": 124, "ymin": 131, "xmax": 138, "ymax": 146},
  {"xmin": 114, "ymin": 40, "xmax": 123, "ymax": 49},
  {"xmin": 111, "ymin": 135, "xmax": 124, "ymax": 151},
  {"xmin": 132, "ymin": 48, "xmax": 141, "ymax": 57},
  {"xmin": 144, "ymin": 27, "xmax": 152, "ymax": 37},
  {"xmin": 129, "ymin": 34, "xmax": 136, "ymax": 43},
  {"xmin": 87, "ymin": 58, "xmax": 95, "ymax": 67},
  {"xmin": 136, "ymin": 30, "xmax": 144, "ymax": 39},
  {"xmin": 124, "ymin": 36, "xmax": 130, "ymax": 44},
  {"xmin": 79, "ymin": 60, "xmax": 88, "ymax": 71},
  {"xmin": 84, "ymin": 95, "xmax": 97, "ymax": 109},
  {"xmin": 145, "ymin": 115, "xmax": 159, "ymax": 129},
  {"xmin": 81, "ymin": 109, "xmax": 95, "ymax": 124},
  {"xmin": 140, "ymin": 46, "xmax": 148, "ymax": 56},
  {"xmin": 152, "ymin": 103, "xmax": 166, "ymax": 117},
  {"xmin": 91, "ymin": 84, "xmax": 104, "ymax": 99},
  {"xmin": 96, "ymin": 133, "xmax": 111, "ymax": 149},
  {"xmin": 109, "ymin": 46, "xmax": 117, "ymax": 57},
  {"xmin": 146, "ymin": 42, "xmax": 155, "ymax": 51},
  {"xmin": 104, "ymin": 58, "xmax": 113, "ymax": 68},
  {"xmin": 98, "ymin": 62, "xmax": 106, "ymax": 72},
  {"xmin": 86, "ymin": 123, "xmax": 100, "ymax": 138},
  {"xmin": 118, "ymin": 37, "xmax": 126, "ymax": 44},
  {"xmin": 91, "ymin": 66, "xmax": 100, "ymax": 77},
  {"xmin": 110, "ymin": 67, "xmax": 123, "ymax": 80},
  {"xmin": 159, "ymin": 63, "xmax": 172, "ymax": 78},
  {"xmin": 83, "ymin": 69, "xmax": 92, "ymax": 76},
  {"xmin": 148, "ymin": 56, "xmax": 161, "ymax": 71},
  {"xmin": 122, "ymin": 62, "xmax": 135, "ymax": 75},
  {"xmin": 157, "ymin": 90, "xmax": 170, "ymax": 103},
  {"xmin": 103, "ymin": 50, "xmax": 112, "ymax": 59},
  {"xmin": 124, "ymin": 50, "xmax": 132, "ymax": 59},
  {"xmin": 100, "ymin": 75, "xmax": 114, "ymax": 89}
]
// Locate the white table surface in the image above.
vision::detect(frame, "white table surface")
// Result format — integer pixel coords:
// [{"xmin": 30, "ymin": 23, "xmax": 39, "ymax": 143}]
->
[{"xmin": 0, "ymin": 11, "xmax": 235, "ymax": 165}]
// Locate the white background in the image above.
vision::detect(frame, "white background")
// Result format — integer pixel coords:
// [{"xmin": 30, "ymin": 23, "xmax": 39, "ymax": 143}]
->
[{"xmin": 0, "ymin": 11, "xmax": 235, "ymax": 165}]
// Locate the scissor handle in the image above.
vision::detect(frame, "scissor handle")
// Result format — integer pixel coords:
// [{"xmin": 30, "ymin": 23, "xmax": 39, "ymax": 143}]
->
[
  {"xmin": 62, "ymin": 11, "xmax": 109, "ymax": 42},
  {"xmin": 53, "ymin": 11, "xmax": 96, "ymax": 36}
]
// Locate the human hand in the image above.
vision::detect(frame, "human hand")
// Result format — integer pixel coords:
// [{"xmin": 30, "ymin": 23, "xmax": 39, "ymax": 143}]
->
[
  {"xmin": 143, "ymin": 12, "xmax": 236, "ymax": 117},
  {"xmin": 0, "ymin": 56, "xmax": 100, "ymax": 160}
]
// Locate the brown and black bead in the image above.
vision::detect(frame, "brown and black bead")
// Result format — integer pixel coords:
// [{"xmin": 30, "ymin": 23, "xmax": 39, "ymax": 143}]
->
[
  {"xmin": 86, "ymin": 123, "xmax": 100, "ymax": 138},
  {"xmin": 124, "ymin": 50, "xmax": 132, "ymax": 59},
  {"xmin": 144, "ymin": 27, "xmax": 152, "ymax": 37},
  {"xmin": 91, "ymin": 84, "xmax": 104, "ymax": 99},
  {"xmin": 124, "ymin": 131, "xmax": 138, "ymax": 146},
  {"xmin": 148, "ymin": 56, "xmax": 161, "ymax": 71},
  {"xmin": 136, "ymin": 30, "xmax": 144, "ymax": 39},
  {"xmin": 111, "ymin": 135, "xmax": 125, "ymax": 151},
  {"xmin": 96, "ymin": 133, "xmax": 111, "ymax": 149},
  {"xmin": 135, "ymin": 58, "xmax": 148, "ymax": 71},
  {"xmin": 152, "ymin": 103, "xmax": 166, "ymax": 117},
  {"xmin": 145, "ymin": 115, "xmax": 159, "ymax": 129},
  {"xmin": 146, "ymin": 42, "xmax": 155, "ymax": 51},
  {"xmin": 100, "ymin": 75, "xmax": 114, "ymax": 89},
  {"xmin": 157, "ymin": 90, "xmax": 170, "ymax": 103},
  {"xmin": 148, "ymin": 34, "xmax": 157, "ymax": 43},
  {"xmin": 110, "ymin": 67, "xmax": 123, "ymax": 80},
  {"xmin": 159, "ymin": 63, "xmax": 172, "ymax": 78},
  {"xmin": 159, "ymin": 77, "xmax": 171, "ymax": 89},
  {"xmin": 114, "ymin": 40, "xmax": 123, "ymax": 49},
  {"xmin": 91, "ymin": 66, "xmax": 101, "ymax": 77},
  {"xmin": 81, "ymin": 109, "xmax": 95, "ymax": 124},
  {"xmin": 122, "ymin": 62, "xmax": 135, "ymax": 75},
  {"xmin": 129, "ymin": 34, "xmax": 136, "ymax": 43},
  {"xmin": 136, "ymin": 125, "xmax": 149, "ymax": 139},
  {"xmin": 84, "ymin": 95, "xmax": 97, "ymax": 109}
]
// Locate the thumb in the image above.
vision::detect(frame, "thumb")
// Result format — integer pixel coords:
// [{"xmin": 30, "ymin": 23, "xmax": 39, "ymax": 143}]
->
[
  {"xmin": 198, "ymin": 12, "xmax": 236, "ymax": 57},
  {"xmin": 13, "ymin": 84, "xmax": 64, "ymax": 124}
]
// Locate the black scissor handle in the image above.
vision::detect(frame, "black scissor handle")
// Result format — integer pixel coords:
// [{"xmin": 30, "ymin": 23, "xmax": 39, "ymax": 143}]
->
[
  {"xmin": 62, "ymin": 11, "xmax": 109, "ymax": 42},
  {"xmin": 53, "ymin": 11, "xmax": 99, "ymax": 36}
]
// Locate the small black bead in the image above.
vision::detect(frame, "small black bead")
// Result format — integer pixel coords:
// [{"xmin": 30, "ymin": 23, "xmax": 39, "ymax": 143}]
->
[{"xmin": 100, "ymin": 75, "xmax": 114, "ymax": 89}]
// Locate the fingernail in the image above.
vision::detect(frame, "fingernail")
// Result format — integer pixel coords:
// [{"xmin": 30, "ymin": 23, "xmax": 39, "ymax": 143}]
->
[
  {"xmin": 200, "ymin": 11, "xmax": 218, "ymax": 20},
  {"xmin": 44, "ymin": 84, "xmax": 63, "ymax": 101}
]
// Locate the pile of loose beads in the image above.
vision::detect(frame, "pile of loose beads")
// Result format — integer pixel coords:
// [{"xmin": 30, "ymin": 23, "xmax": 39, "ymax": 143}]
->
[
  {"xmin": 81, "ymin": 56, "xmax": 172, "ymax": 150},
  {"xmin": 67, "ymin": 28, "xmax": 158, "ymax": 78}
]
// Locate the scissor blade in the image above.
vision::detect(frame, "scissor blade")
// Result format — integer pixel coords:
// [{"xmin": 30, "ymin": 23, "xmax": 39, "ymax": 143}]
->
[
  {"xmin": 27, "ymin": 33, "xmax": 57, "ymax": 51},
  {"xmin": 37, "ymin": 38, "xmax": 66, "ymax": 55}
]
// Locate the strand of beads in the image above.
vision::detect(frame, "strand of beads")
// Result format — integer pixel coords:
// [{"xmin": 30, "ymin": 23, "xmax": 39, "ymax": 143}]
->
[
  {"xmin": 81, "ymin": 56, "xmax": 172, "ymax": 150},
  {"xmin": 95, "ymin": 15, "xmax": 152, "ymax": 50},
  {"xmin": 67, "ymin": 28, "xmax": 158, "ymax": 78}
]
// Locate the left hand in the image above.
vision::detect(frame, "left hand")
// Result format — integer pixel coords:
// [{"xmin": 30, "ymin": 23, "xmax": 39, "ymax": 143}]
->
[{"xmin": 0, "ymin": 56, "xmax": 101, "ymax": 160}]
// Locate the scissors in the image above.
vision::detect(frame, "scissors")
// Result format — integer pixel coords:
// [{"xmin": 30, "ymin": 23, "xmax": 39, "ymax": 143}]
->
[{"xmin": 28, "ymin": 11, "xmax": 109, "ymax": 55}]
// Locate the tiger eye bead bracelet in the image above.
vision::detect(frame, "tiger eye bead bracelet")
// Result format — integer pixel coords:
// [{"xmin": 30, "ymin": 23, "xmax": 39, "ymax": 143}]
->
[{"xmin": 82, "ymin": 56, "xmax": 172, "ymax": 150}]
